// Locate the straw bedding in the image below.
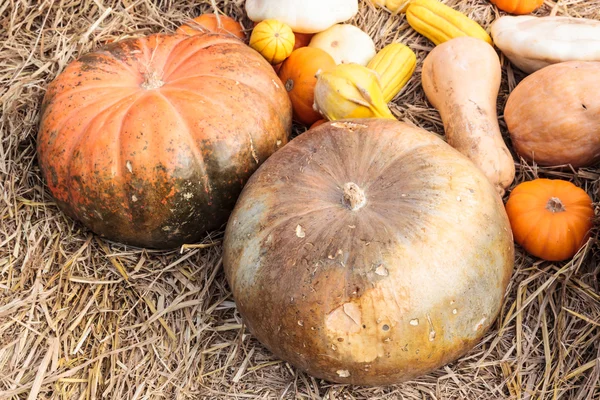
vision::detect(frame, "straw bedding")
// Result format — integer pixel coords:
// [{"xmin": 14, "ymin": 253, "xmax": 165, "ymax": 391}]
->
[{"xmin": 1, "ymin": 0, "xmax": 599, "ymax": 398}]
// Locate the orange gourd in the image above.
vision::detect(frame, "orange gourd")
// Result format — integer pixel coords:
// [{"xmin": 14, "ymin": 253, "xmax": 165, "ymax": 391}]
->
[
  {"xmin": 278, "ymin": 47, "xmax": 336, "ymax": 125},
  {"xmin": 505, "ymin": 179, "xmax": 594, "ymax": 261},
  {"xmin": 489, "ymin": 0, "xmax": 544, "ymax": 14},
  {"xmin": 177, "ymin": 14, "xmax": 245, "ymax": 39}
]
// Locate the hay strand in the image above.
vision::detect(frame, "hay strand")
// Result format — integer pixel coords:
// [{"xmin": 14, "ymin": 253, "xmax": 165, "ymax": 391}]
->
[{"xmin": 0, "ymin": 0, "xmax": 599, "ymax": 399}]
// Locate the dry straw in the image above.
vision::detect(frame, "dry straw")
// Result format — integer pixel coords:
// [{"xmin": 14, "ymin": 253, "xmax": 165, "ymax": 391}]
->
[{"xmin": 1, "ymin": 0, "xmax": 599, "ymax": 399}]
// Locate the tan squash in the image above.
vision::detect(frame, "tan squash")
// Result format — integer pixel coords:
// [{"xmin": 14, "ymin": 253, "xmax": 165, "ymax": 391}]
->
[
  {"xmin": 223, "ymin": 118, "xmax": 514, "ymax": 385},
  {"xmin": 504, "ymin": 61, "xmax": 600, "ymax": 168},
  {"xmin": 421, "ymin": 37, "xmax": 514, "ymax": 196}
]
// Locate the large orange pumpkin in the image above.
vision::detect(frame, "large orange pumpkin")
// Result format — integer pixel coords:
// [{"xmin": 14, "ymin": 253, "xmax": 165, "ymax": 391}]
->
[
  {"xmin": 224, "ymin": 119, "xmax": 514, "ymax": 385},
  {"xmin": 38, "ymin": 34, "xmax": 292, "ymax": 248},
  {"xmin": 176, "ymin": 14, "xmax": 245, "ymax": 39},
  {"xmin": 489, "ymin": 0, "xmax": 544, "ymax": 14},
  {"xmin": 505, "ymin": 179, "xmax": 594, "ymax": 261},
  {"xmin": 278, "ymin": 47, "xmax": 336, "ymax": 126}
]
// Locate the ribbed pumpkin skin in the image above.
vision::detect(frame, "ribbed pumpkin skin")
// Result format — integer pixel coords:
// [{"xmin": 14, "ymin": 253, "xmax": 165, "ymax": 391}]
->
[
  {"xmin": 490, "ymin": 0, "xmax": 544, "ymax": 15},
  {"xmin": 38, "ymin": 34, "xmax": 292, "ymax": 248},
  {"xmin": 224, "ymin": 119, "xmax": 514, "ymax": 385},
  {"xmin": 505, "ymin": 179, "xmax": 594, "ymax": 261}
]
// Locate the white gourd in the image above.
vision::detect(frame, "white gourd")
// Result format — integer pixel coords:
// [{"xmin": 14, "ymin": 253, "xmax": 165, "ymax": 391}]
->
[
  {"xmin": 309, "ymin": 24, "xmax": 376, "ymax": 66},
  {"xmin": 491, "ymin": 15, "xmax": 600, "ymax": 74},
  {"xmin": 245, "ymin": 0, "xmax": 359, "ymax": 34}
]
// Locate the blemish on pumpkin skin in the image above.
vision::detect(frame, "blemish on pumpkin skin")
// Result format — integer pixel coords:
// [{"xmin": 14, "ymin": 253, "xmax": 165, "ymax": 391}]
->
[
  {"xmin": 336, "ymin": 370, "xmax": 350, "ymax": 378},
  {"xmin": 474, "ymin": 317, "xmax": 487, "ymax": 332},
  {"xmin": 326, "ymin": 302, "xmax": 361, "ymax": 334},
  {"xmin": 427, "ymin": 314, "xmax": 436, "ymax": 341},
  {"xmin": 375, "ymin": 265, "xmax": 388, "ymax": 276}
]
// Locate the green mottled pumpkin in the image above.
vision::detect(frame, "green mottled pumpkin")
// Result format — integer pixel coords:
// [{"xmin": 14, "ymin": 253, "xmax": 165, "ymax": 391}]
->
[{"xmin": 38, "ymin": 33, "xmax": 292, "ymax": 248}]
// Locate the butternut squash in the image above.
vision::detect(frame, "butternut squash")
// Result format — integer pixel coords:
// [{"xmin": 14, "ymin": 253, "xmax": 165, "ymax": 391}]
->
[{"xmin": 421, "ymin": 37, "xmax": 514, "ymax": 196}]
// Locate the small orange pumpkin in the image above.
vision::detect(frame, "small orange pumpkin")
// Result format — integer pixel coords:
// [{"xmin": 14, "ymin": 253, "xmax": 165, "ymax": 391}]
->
[
  {"xmin": 177, "ymin": 14, "xmax": 245, "ymax": 39},
  {"xmin": 489, "ymin": 0, "xmax": 544, "ymax": 14},
  {"xmin": 278, "ymin": 47, "xmax": 336, "ymax": 126},
  {"xmin": 505, "ymin": 179, "xmax": 594, "ymax": 261}
]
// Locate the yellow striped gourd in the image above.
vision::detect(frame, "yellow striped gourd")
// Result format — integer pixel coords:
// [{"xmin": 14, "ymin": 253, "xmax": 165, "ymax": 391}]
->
[
  {"xmin": 406, "ymin": 0, "xmax": 492, "ymax": 46},
  {"xmin": 367, "ymin": 43, "xmax": 416, "ymax": 102}
]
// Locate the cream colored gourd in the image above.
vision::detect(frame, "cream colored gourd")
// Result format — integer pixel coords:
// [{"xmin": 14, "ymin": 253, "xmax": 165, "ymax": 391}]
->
[
  {"xmin": 309, "ymin": 24, "xmax": 376, "ymax": 65},
  {"xmin": 422, "ymin": 37, "xmax": 514, "ymax": 196},
  {"xmin": 491, "ymin": 15, "xmax": 600, "ymax": 74},
  {"xmin": 245, "ymin": 0, "xmax": 358, "ymax": 34},
  {"xmin": 314, "ymin": 63, "xmax": 395, "ymax": 121}
]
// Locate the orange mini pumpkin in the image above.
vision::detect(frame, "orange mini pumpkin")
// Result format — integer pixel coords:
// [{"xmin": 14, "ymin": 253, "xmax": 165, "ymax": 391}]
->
[
  {"xmin": 489, "ymin": 0, "xmax": 544, "ymax": 14},
  {"xmin": 278, "ymin": 47, "xmax": 336, "ymax": 126},
  {"xmin": 505, "ymin": 179, "xmax": 594, "ymax": 261},
  {"xmin": 177, "ymin": 13, "xmax": 245, "ymax": 39}
]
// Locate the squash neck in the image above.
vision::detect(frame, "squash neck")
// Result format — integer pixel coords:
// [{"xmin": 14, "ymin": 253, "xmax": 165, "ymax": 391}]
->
[{"xmin": 546, "ymin": 197, "xmax": 566, "ymax": 213}]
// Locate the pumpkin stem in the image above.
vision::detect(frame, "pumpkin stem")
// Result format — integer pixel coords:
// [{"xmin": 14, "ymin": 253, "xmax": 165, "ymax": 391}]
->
[
  {"xmin": 546, "ymin": 197, "xmax": 566, "ymax": 213},
  {"xmin": 141, "ymin": 71, "xmax": 164, "ymax": 90},
  {"xmin": 342, "ymin": 182, "xmax": 366, "ymax": 211}
]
